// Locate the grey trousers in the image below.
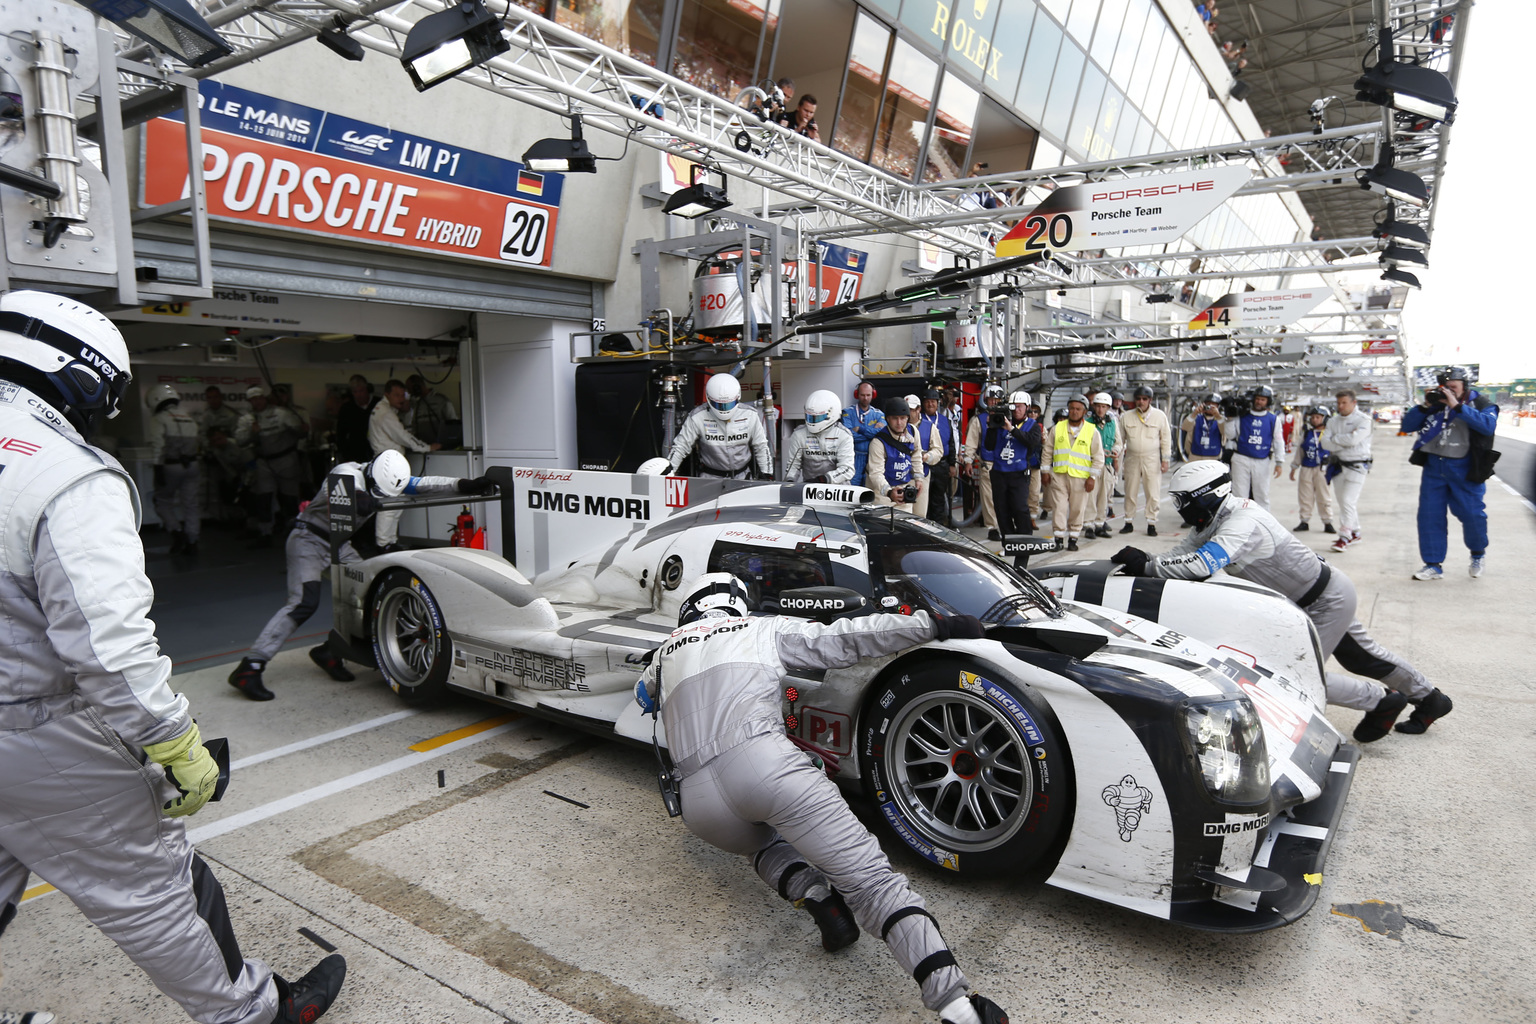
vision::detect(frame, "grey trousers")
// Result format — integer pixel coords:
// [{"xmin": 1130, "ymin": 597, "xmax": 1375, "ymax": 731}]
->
[
  {"xmin": 155, "ymin": 462, "xmax": 201, "ymax": 541},
  {"xmin": 0, "ymin": 706, "xmax": 276, "ymax": 1024},
  {"xmin": 1303, "ymin": 570, "xmax": 1432, "ymax": 709},
  {"xmin": 249, "ymin": 529, "xmax": 333, "ymax": 662},
  {"xmin": 679, "ymin": 733, "xmax": 969, "ymax": 1012},
  {"xmin": 1230, "ymin": 454, "xmax": 1275, "ymax": 510}
]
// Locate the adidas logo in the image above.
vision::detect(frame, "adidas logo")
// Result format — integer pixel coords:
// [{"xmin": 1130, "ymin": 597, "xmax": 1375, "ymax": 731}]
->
[{"xmin": 330, "ymin": 479, "xmax": 350, "ymax": 505}]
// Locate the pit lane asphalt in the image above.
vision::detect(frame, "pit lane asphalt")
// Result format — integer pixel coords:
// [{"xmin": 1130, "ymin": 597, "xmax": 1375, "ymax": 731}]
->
[{"xmin": 6, "ymin": 427, "xmax": 1533, "ymax": 1024}]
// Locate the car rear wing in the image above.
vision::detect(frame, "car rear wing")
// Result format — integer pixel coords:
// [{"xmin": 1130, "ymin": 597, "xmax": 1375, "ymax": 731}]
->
[{"xmin": 324, "ymin": 471, "xmax": 505, "ymax": 565}]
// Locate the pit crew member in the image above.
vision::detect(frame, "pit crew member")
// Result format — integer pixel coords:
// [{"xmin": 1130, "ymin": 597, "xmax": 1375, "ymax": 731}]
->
[
  {"xmin": 1321, "ymin": 389, "xmax": 1372, "ymax": 551},
  {"xmin": 669, "ymin": 374, "xmax": 773, "ymax": 480},
  {"xmin": 1112, "ymin": 461, "xmax": 1453, "ymax": 738},
  {"xmin": 146, "ymin": 382, "xmax": 202, "ymax": 557},
  {"xmin": 0, "ymin": 290, "xmax": 346, "ymax": 1024},
  {"xmin": 237, "ymin": 384, "xmax": 307, "ymax": 547},
  {"xmin": 783, "ymin": 389, "xmax": 855, "ymax": 484},
  {"xmin": 637, "ymin": 573, "xmax": 1009, "ymax": 1024}
]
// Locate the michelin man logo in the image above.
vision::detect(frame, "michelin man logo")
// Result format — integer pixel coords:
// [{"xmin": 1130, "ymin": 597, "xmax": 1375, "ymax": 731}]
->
[{"xmin": 1102, "ymin": 774, "xmax": 1154, "ymax": 842}]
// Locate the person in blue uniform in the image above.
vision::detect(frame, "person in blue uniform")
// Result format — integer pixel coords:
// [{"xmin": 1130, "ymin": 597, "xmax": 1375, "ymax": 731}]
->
[
  {"xmin": 840, "ymin": 382, "xmax": 885, "ymax": 487},
  {"xmin": 1181, "ymin": 393, "xmax": 1225, "ymax": 462},
  {"xmin": 976, "ymin": 391, "xmax": 1038, "ymax": 540},
  {"xmin": 1401, "ymin": 366, "xmax": 1500, "ymax": 581},
  {"xmin": 1288, "ymin": 405, "xmax": 1335, "ymax": 533},
  {"xmin": 1227, "ymin": 385, "xmax": 1284, "ymax": 509}
]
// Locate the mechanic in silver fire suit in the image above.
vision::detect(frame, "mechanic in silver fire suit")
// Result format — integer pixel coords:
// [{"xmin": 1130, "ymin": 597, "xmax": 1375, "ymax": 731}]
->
[
  {"xmin": 237, "ymin": 385, "xmax": 307, "ymax": 546},
  {"xmin": 782, "ymin": 389, "xmax": 855, "ymax": 484},
  {"xmin": 0, "ymin": 291, "xmax": 345, "ymax": 1024},
  {"xmin": 227, "ymin": 452, "xmax": 494, "ymax": 701},
  {"xmin": 146, "ymin": 382, "xmax": 203, "ymax": 556},
  {"xmin": 667, "ymin": 374, "xmax": 773, "ymax": 479},
  {"xmin": 1111, "ymin": 460, "xmax": 1453, "ymax": 740},
  {"xmin": 636, "ymin": 574, "xmax": 1008, "ymax": 1024}
]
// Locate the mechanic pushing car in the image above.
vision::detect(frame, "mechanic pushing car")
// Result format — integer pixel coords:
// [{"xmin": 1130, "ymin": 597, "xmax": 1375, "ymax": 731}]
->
[
  {"xmin": 0, "ymin": 291, "xmax": 346, "ymax": 1024},
  {"xmin": 1111, "ymin": 461, "xmax": 1453, "ymax": 739},
  {"xmin": 227, "ymin": 451, "xmax": 495, "ymax": 701},
  {"xmin": 636, "ymin": 574, "xmax": 1009, "ymax": 1024},
  {"xmin": 667, "ymin": 373, "xmax": 773, "ymax": 479},
  {"xmin": 783, "ymin": 389, "xmax": 855, "ymax": 484}
]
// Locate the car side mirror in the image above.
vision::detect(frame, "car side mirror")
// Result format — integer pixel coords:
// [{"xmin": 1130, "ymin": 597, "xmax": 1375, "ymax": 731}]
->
[{"xmin": 775, "ymin": 586, "xmax": 869, "ymax": 623}]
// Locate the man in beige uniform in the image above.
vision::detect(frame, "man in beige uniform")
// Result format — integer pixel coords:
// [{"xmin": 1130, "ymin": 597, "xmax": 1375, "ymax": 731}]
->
[
  {"xmin": 1041, "ymin": 395, "xmax": 1104, "ymax": 551},
  {"xmin": 904, "ymin": 394, "xmax": 944, "ymax": 517},
  {"xmin": 1118, "ymin": 385, "xmax": 1172, "ymax": 537},
  {"xmin": 961, "ymin": 384, "xmax": 1005, "ymax": 537}
]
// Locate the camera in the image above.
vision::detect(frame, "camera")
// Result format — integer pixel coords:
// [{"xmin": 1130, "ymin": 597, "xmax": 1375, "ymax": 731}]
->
[
  {"xmin": 1425, "ymin": 388, "xmax": 1446, "ymax": 406},
  {"xmin": 900, "ymin": 483, "xmax": 920, "ymax": 504},
  {"xmin": 1220, "ymin": 394, "xmax": 1251, "ymax": 418}
]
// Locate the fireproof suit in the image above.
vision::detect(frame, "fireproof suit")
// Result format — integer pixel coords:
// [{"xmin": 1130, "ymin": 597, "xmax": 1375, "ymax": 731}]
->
[
  {"xmin": 640, "ymin": 611, "xmax": 973, "ymax": 1014},
  {"xmin": 1140, "ymin": 497, "xmax": 1432, "ymax": 709},
  {"xmin": 149, "ymin": 403, "xmax": 203, "ymax": 543},
  {"xmin": 669, "ymin": 403, "xmax": 773, "ymax": 479},
  {"xmin": 0, "ymin": 385, "xmax": 277, "ymax": 1023},
  {"xmin": 247, "ymin": 464, "xmax": 460, "ymax": 663},
  {"xmin": 782, "ymin": 423, "xmax": 855, "ymax": 484},
  {"xmin": 237, "ymin": 405, "xmax": 306, "ymax": 539}
]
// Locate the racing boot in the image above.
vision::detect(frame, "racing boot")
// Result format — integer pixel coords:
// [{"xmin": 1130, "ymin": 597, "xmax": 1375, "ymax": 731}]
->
[
  {"xmin": 798, "ymin": 886, "xmax": 859, "ymax": 952},
  {"xmin": 1353, "ymin": 689, "xmax": 1407, "ymax": 743},
  {"xmin": 939, "ymin": 992, "xmax": 1010, "ymax": 1024},
  {"xmin": 227, "ymin": 657, "xmax": 275, "ymax": 701},
  {"xmin": 273, "ymin": 954, "xmax": 347, "ymax": 1023},
  {"xmin": 1394, "ymin": 688, "xmax": 1453, "ymax": 735},
  {"xmin": 309, "ymin": 645, "xmax": 356, "ymax": 682}
]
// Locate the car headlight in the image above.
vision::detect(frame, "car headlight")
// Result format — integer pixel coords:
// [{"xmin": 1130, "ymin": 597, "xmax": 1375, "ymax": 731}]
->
[{"xmin": 1183, "ymin": 698, "xmax": 1269, "ymax": 805}]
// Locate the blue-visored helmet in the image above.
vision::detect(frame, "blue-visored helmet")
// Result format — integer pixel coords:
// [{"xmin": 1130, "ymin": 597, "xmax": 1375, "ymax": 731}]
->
[
  {"xmin": 678, "ymin": 572, "xmax": 752, "ymax": 626},
  {"xmin": 706, "ymin": 373, "xmax": 741, "ymax": 418},
  {"xmin": 0, "ymin": 290, "xmax": 133, "ymax": 435},
  {"xmin": 1168, "ymin": 460, "xmax": 1232, "ymax": 529}
]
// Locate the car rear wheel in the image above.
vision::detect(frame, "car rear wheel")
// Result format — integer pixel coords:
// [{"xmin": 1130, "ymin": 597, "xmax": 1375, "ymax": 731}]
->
[
  {"xmin": 371, "ymin": 568, "xmax": 451, "ymax": 705},
  {"xmin": 859, "ymin": 658, "xmax": 1071, "ymax": 876}
]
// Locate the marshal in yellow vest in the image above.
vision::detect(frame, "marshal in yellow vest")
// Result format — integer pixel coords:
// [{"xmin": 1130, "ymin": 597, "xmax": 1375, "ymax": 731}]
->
[{"xmin": 1052, "ymin": 420, "xmax": 1096, "ymax": 478}]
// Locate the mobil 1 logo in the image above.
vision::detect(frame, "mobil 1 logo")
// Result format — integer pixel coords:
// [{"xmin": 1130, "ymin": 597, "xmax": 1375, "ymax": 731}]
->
[{"xmin": 500, "ymin": 199, "xmax": 552, "ymax": 266}]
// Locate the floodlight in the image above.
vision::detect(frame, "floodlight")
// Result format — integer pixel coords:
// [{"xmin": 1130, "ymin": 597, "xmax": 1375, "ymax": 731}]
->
[
  {"xmin": 1381, "ymin": 266, "xmax": 1421, "ymax": 289},
  {"xmin": 317, "ymin": 22, "xmax": 365, "ymax": 62},
  {"xmin": 522, "ymin": 113, "xmax": 597, "ymax": 173},
  {"xmin": 1357, "ymin": 162, "xmax": 1429, "ymax": 207},
  {"xmin": 1356, "ymin": 59, "xmax": 1457, "ymax": 124},
  {"xmin": 663, "ymin": 167, "xmax": 731, "ymax": 218},
  {"xmin": 1381, "ymin": 244, "xmax": 1428, "ymax": 267},
  {"xmin": 400, "ymin": 0, "xmax": 509, "ymax": 91},
  {"xmin": 80, "ymin": 0, "xmax": 232, "ymax": 67},
  {"xmin": 1374, "ymin": 216, "xmax": 1430, "ymax": 249}
]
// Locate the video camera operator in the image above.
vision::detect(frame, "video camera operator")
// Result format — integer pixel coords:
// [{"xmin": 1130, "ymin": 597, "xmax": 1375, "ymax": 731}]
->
[{"xmin": 1227, "ymin": 385, "xmax": 1284, "ymax": 509}]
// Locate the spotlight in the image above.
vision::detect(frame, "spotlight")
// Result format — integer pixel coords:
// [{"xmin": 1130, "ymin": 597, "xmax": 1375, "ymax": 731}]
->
[
  {"xmin": 1357, "ymin": 162, "xmax": 1429, "ymax": 208},
  {"xmin": 1381, "ymin": 244, "xmax": 1428, "ymax": 267},
  {"xmin": 1356, "ymin": 59, "xmax": 1457, "ymax": 124},
  {"xmin": 1381, "ymin": 266, "xmax": 1421, "ymax": 289},
  {"xmin": 663, "ymin": 166, "xmax": 732, "ymax": 218},
  {"xmin": 522, "ymin": 113, "xmax": 597, "ymax": 173},
  {"xmin": 400, "ymin": 0, "xmax": 509, "ymax": 91},
  {"xmin": 317, "ymin": 19, "xmax": 365, "ymax": 62},
  {"xmin": 1374, "ymin": 216, "xmax": 1430, "ymax": 249},
  {"xmin": 79, "ymin": 0, "xmax": 232, "ymax": 67}
]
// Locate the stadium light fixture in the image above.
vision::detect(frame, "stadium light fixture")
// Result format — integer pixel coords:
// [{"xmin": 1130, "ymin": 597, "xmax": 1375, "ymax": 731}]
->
[
  {"xmin": 1357, "ymin": 160, "xmax": 1429, "ymax": 208},
  {"xmin": 1381, "ymin": 266, "xmax": 1421, "ymax": 289},
  {"xmin": 663, "ymin": 166, "xmax": 731, "ymax": 218},
  {"xmin": 317, "ymin": 19, "xmax": 365, "ymax": 62},
  {"xmin": 522, "ymin": 113, "xmax": 597, "ymax": 173},
  {"xmin": 1356, "ymin": 53, "xmax": 1457, "ymax": 124},
  {"xmin": 79, "ymin": 0, "xmax": 232, "ymax": 67},
  {"xmin": 1381, "ymin": 244, "xmax": 1428, "ymax": 267},
  {"xmin": 400, "ymin": 0, "xmax": 509, "ymax": 91},
  {"xmin": 1374, "ymin": 214, "xmax": 1430, "ymax": 249}
]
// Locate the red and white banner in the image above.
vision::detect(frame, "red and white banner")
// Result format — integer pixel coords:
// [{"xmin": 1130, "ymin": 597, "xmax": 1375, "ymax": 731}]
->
[{"xmin": 1188, "ymin": 289, "xmax": 1329, "ymax": 330}]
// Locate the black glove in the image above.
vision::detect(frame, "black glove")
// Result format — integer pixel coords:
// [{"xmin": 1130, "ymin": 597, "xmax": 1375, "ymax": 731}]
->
[
  {"xmin": 1110, "ymin": 546, "xmax": 1151, "ymax": 577},
  {"xmin": 933, "ymin": 613, "xmax": 986, "ymax": 640},
  {"xmin": 457, "ymin": 475, "xmax": 496, "ymax": 495},
  {"xmin": 1220, "ymin": 449, "xmax": 1234, "ymax": 465},
  {"xmin": 153, "ymin": 464, "xmax": 166, "ymax": 488}
]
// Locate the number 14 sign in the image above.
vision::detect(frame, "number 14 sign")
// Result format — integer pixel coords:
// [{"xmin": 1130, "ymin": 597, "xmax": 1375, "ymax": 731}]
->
[{"xmin": 995, "ymin": 166, "xmax": 1249, "ymax": 258}]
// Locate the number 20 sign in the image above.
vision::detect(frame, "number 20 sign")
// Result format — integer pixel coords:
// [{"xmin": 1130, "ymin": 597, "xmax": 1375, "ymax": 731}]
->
[{"xmin": 500, "ymin": 200, "xmax": 553, "ymax": 266}]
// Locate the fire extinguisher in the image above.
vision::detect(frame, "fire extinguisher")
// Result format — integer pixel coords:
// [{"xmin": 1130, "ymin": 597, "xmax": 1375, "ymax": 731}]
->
[{"xmin": 449, "ymin": 505, "xmax": 478, "ymax": 548}]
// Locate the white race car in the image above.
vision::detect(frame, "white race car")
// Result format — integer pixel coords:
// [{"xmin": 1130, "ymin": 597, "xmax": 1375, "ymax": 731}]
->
[{"xmin": 324, "ymin": 467, "xmax": 1356, "ymax": 932}]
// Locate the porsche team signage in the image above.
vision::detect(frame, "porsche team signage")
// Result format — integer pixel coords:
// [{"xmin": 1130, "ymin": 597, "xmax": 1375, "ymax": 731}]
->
[
  {"xmin": 143, "ymin": 81, "xmax": 564, "ymax": 268},
  {"xmin": 995, "ymin": 167, "xmax": 1250, "ymax": 257},
  {"xmin": 1188, "ymin": 289, "xmax": 1329, "ymax": 330}
]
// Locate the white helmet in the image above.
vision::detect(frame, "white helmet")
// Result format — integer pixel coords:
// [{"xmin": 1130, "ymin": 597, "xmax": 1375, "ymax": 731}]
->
[
  {"xmin": 705, "ymin": 374, "xmax": 741, "ymax": 419},
  {"xmin": 145, "ymin": 383, "xmax": 180, "ymax": 411},
  {"xmin": 804, "ymin": 389, "xmax": 839, "ymax": 434},
  {"xmin": 1167, "ymin": 460, "xmax": 1232, "ymax": 529},
  {"xmin": 636, "ymin": 457, "xmax": 672, "ymax": 476},
  {"xmin": 982, "ymin": 383, "xmax": 1005, "ymax": 403},
  {"xmin": 677, "ymin": 571, "xmax": 752, "ymax": 626},
  {"xmin": 1009, "ymin": 390, "xmax": 1030, "ymax": 406},
  {"xmin": 245, "ymin": 384, "xmax": 266, "ymax": 400},
  {"xmin": 367, "ymin": 450, "xmax": 412, "ymax": 497},
  {"xmin": 0, "ymin": 290, "xmax": 132, "ymax": 433},
  {"xmin": 1091, "ymin": 392, "xmax": 1112, "ymax": 406}
]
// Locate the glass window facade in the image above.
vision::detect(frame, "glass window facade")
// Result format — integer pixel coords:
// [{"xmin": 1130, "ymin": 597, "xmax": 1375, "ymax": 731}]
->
[{"xmin": 671, "ymin": 0, "xmax": 779, "ymax": 100}]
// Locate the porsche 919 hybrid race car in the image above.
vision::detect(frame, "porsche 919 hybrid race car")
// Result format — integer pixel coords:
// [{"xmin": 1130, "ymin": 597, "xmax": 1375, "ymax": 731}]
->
[{"xmin": 323, "ymin": 467, "xmax": 1357, "ymax": 933}]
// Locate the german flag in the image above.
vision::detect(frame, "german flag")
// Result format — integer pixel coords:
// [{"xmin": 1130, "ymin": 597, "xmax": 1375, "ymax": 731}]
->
[{"xmin": 517, "ymin": 169, "xmax": 544, "ymax": 195}]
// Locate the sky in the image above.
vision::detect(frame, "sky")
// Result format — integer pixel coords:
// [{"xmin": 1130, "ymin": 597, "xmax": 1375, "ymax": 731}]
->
[{"xmin": 1401, "ymin": 2, "xmax": 1532, "ymax": 382}]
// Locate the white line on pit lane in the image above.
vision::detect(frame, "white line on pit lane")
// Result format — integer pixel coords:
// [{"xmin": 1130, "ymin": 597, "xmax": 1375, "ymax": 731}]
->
[{"xmin": 229, "ymin": 709, "xmax": 424, "ymax": 771}]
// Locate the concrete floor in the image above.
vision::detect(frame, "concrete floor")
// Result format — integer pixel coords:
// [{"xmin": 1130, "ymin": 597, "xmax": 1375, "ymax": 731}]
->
[{"xmin": 5, "ymin": 427, "xmax": 1534, "ymax": 1024}]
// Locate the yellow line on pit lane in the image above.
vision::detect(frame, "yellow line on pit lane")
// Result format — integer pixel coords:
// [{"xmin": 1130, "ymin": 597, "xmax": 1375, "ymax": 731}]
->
[
  {"xmin": 23, "ymin": 883, "xmax": 55, "ymax": 901},
  {"xmin": 408, "ymin": 714, "xmax": 519, "ymax": 752}
]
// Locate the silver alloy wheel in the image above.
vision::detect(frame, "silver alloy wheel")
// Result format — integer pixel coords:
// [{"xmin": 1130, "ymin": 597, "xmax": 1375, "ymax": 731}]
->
[
  {"xmin": 376, "ymin": 586, "xmax": 436, "ymax": 685},
  {"xmin": 885, "ymin": 690, "xmax": 1032, "ymax": 847}
]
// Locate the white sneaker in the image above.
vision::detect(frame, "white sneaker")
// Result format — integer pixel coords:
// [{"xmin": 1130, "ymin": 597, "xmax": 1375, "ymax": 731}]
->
[
  {"xmin": 1412, "ymin": 563, "xmax": 1444, "ymax": 581},
  {"xmin": 1470, "ymin": 555, "xmax": 1486, "ymax": 578}
]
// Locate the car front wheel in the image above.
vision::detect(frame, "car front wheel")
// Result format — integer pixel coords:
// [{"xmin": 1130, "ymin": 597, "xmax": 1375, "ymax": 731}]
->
[
  {"xmin": 371, "ymin": 568, "xmax": 451, "ymax": 705},
  {"xmin": 859, "ymin": 658, "xmax": 1071, "ymax": 876}
]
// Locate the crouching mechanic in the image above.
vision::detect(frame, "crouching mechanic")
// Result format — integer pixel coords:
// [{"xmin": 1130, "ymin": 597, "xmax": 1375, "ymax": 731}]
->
[
  {"xmin": 0, "ymin": 290, "xmax": 345, "ymax": 1023},
  {"xmin": 228, "ymin": 451, "xmax": 495, "ymax": 700},
  {"xmin": 1110, "ymin": 462, "xmax": 1452, "ymax": 739},
  {"xmin": 667, "ymin": 374, "xmax": 773, "ymax": 479},
  {"xmin": 636, "ymin": 574, "xmax": 1008, "ymax": 1024},
  {"xmin": 783, "ymin": 389, "xmax": 855, "ymax": 483}
]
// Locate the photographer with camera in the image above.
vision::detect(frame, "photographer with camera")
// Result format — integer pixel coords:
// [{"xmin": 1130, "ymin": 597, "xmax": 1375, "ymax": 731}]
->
[
  {"xmin": 1227, "ymin": 384, "xmax": 1285, "ymax": 510},
  {"xmin": 1401, "ymin": 366, "xmax": 1500, "ymax": 580},
  {"xmin": 1321, "ymin": 389, "xmax": 1372, "ymax": 551},
  {"xmin": 976, "ymin": 391, "xmax": 1040, "ymax": 541},
  {"xmin": 1043, "ymin": 395, "xmax": 1105, "ymax": 551},
  {"xmin": 867, "ymin": 397, "xmax": 923, "ymax": 512},
  {"xmin": 1182, "ymin": 393, "xmax": 1225, "ymax": 463}
]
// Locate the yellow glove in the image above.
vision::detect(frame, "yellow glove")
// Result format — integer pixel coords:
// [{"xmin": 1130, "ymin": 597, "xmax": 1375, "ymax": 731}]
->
[{"xmin": 143, "ymin": 722, "xmax": 220, "ymax": 818}]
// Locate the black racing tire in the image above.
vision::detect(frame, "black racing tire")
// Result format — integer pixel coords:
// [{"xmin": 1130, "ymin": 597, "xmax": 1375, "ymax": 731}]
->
[
  {"xmin": 859, "ymin": 657, "xmax": 1072, "ymax": 877},
  {"xmin": 371, "ymin": 568, "xmax": 452, "ymax": 705}
]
